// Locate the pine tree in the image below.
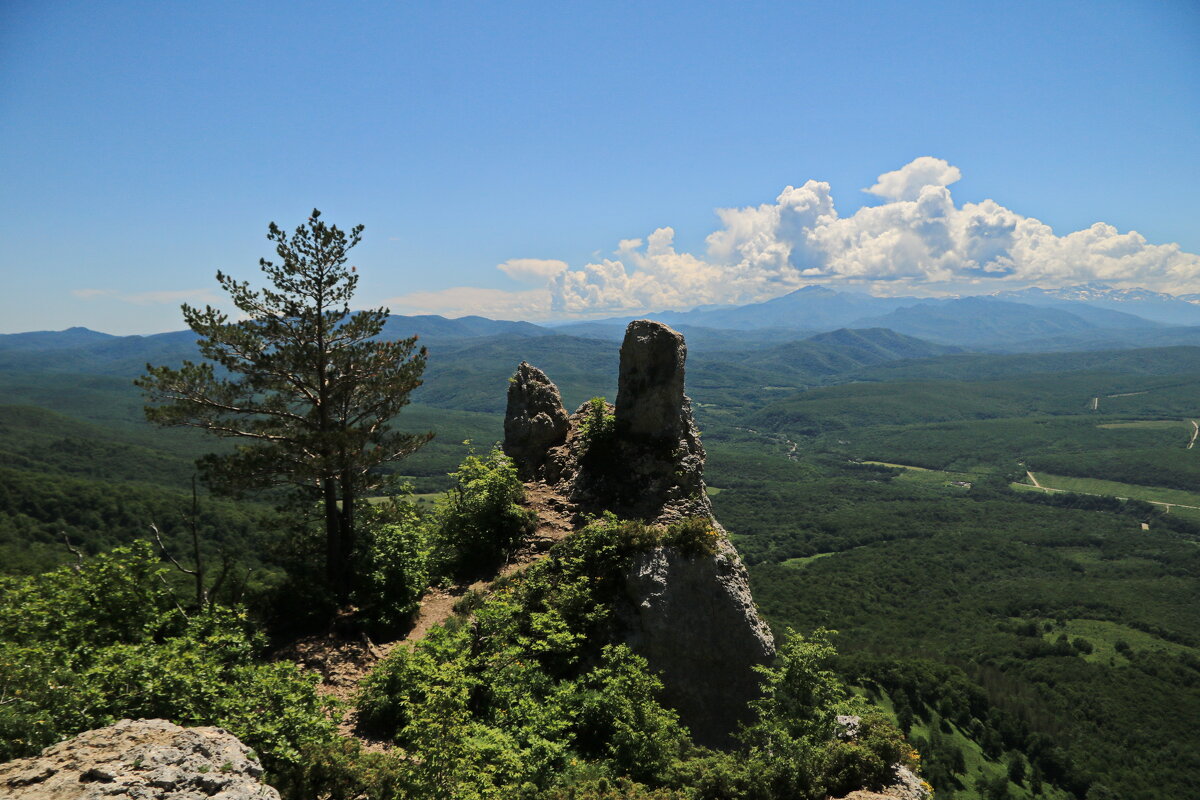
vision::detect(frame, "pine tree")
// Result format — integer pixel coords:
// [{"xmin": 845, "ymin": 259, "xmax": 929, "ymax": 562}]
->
[{"xmin": 137, "ymin": 210, "xmax": 430, "ymax": 599}]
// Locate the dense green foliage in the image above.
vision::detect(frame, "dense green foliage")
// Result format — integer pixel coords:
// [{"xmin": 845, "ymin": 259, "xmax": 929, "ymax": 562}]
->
[
  {"xmin": 430, "ymin": 447, "xmax": 537, "ymax": 577},
  {"xmin": 707, "ymin": 445, "xmax": 1200, "ymax": 799},
  {"xmin": 353, "ymin": 498, "xmax": 430, "ymax": 627},
  {"xmin": 6, "ymin": 320, "xmax": 1200, "ymax": 799},
  {"xmin": 0, "ymin": 466, "xmax": 268, "ymax": 578},
  {"xmin": 0, "ymin": 543, "xmax": 339, "ymax": 789},
  {"xmin": 577, "ymin": 397, "xmax": 616, "ymax": 452},
  {"xmin": 355, "ymin": 516, "xmax": 912, "ymax": 799}
]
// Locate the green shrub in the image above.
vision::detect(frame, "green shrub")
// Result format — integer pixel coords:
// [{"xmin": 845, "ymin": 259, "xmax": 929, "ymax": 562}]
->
[
  {"xmin": 0, "ymin": 543, "xmax": 338, "ymax": 787},
  {"xmin": 661, "ymin": 517, "xmax": 721, "ymax": 557},
  {"xmin": 578, "ymin": 397, "xmax": 616, "ymax": 452},
  {"xmin": 355, "ymin": 497, "xmax": 430, "ymax": 629},
  {"xmin": 431, "ymin": 448, "xmax": 536, "ymax": 576},
  {"xmin": 356, "ymin": 514, "xmax": 919, "ymax": 799},
  {"xmin": 818, "ymin": 713, "xmax": 913, "ymax": 797}
]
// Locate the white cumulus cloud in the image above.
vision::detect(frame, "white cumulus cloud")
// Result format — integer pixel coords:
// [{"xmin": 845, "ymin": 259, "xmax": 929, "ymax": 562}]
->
[
  {"xmin": 401, "ymin": 157, "xmax": 1200, "ymax": 318},
  {"xmin": 534, "ymin": 156, "xmax": 1200, "ymax": 312},
  {"xmin": 865, "ymin": 156, "xmax": 962, "ymax": 201},
  {"xmin": 496, "ymin": 258, "xmax": 568, "ymax": 285},
  {"xmin": 383, "ymin": 286, "xmax": 552, "ymax": 319}
]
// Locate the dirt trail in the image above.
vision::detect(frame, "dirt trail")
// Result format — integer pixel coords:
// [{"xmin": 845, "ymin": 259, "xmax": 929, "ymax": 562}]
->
[
  {"xmin": 276, "ymin": 482, "xmax": 577, "ymax": 747},
  {"xmin": 1025, "ymin": 470, "xmax": 1042, "ymax": 488},
  {"xmin": 1188, "ymin": 419, "xmax": 1198, "ymax": 450}
]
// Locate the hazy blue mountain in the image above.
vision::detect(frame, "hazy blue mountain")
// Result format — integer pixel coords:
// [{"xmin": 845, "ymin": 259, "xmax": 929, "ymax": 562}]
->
[
  {"xmin": 0, "ymin": 329, "xmax": 201, "ymax": 374},
  {"xmin": 721, "ymin": 328, "xmax": 961, "ymax": 378},
  {"xmin": 550, "ymin": 321, "xmax": 822, "ymax": 350},
  {"xmin": 0, "ymin": 327, "xmax": 117, "ymax": 350},
  {"xmin": 664, "ymin": 286, "xmax": 917, "ymax": 330},
  {"xmin": 847, "ymin": 297, "xmax": 1121, "ymax": 347},
  {"xmin": 996, "ymin": 282, "xmax": 1200, "ymax": 326},
  {"xmin": 380, "ymin": 314, "xmax": 551, "ymax": 340},
  {"xmin": 550, "ymin": 286, "xmax": 917, "ymax": 333},
  {"xmin": 0, "ymin": 315, "xmax": 552, "ymax": 375}
]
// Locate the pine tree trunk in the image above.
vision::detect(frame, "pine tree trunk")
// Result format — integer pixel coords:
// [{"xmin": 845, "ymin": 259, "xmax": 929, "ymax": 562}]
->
[
  {"xmin": 323, "ymin": 478, "xmax": 343, "ymax": 599},
  {"xmin": 338, "ymin": 473, "xmax": 356, "ymax": 601}
]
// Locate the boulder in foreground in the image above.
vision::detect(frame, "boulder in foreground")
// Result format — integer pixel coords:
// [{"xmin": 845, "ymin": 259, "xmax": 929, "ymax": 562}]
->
[{"xmin": 0, "ymin": 718, "xmax": 279, "ymax": 800}]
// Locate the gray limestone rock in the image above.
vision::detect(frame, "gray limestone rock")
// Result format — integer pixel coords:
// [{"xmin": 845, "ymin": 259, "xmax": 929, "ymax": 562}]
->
[
  {"xmin": 503, "ymin": 361, "xmax": 570, "ymax": 478},
  {"xmin": 620, "ymin": 532, "xmax": 776, "ymax": 748},
  {"xmin": 0, "ymin": 719, "xmax": 279, "ymax": 800},
  {"xmin": 615, "ymin": 319, "xmax": 689, "ymax": 442},
  {"xmin": 837, "ymin": 765, "xmax": 931, "ymax": 800},
  {"xmin": 569, "ymin": 320, "xmax": 709, "ymax": 522}
]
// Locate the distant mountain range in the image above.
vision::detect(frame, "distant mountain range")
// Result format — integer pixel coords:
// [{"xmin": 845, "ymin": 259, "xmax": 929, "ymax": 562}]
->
[
  {"xmin": 553, "ymin": 282, "xmax": 1200, "ymax": 350},
  {"xmin": 993, "ymin": 282, "xmax": 1200, "ymax": 326},
  {"xmin": 7, "ymin": 283, "xmax": 1200, "ymax": 361}
]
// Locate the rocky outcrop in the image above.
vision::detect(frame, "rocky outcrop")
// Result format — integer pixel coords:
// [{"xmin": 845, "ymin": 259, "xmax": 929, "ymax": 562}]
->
[
  {"xmin": 0, "ymin": 719, "xmax": 278, "ymax": 800},
  {"xmin": 621, "ymin": 531, "xmax": 776, "ymax": 747},
  {"xmin": 503, "ymin": 319, "xmax": 775, "ymax": 747},
  {"xmin": 511, "ymin": 320, "xmax": 711, "ymax": 523},
  {"xmin": 604, "ymin": 320, "xmax": 708, "ymax": 522},
  {"xmin": 832, "ymin": 715, "xmax": 932, "ymax": 800},
  {"xmin": 836, "ymin": 766, "xmax": 930, "ymax": 800},
  {"xmin": 503, "ymin": 361, "xmax": 570, "ymax": 479}
]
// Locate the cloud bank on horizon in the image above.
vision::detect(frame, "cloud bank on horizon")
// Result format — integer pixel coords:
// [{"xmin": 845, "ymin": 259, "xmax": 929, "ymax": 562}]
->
[{"xmin": 386, "ymin": 157, "xmax": 1200, "ymax": 318}]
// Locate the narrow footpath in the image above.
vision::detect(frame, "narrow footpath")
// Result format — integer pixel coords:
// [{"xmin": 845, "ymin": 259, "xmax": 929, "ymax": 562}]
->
[{"xmin": 275, "ymin": 483, "xmax": 576, "ymax": 748}]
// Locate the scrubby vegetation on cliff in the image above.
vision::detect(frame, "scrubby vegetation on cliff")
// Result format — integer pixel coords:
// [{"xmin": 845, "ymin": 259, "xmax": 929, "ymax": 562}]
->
[{"xmin": 0, "ymin": 467, "xmax": 916, "ymax": 800}]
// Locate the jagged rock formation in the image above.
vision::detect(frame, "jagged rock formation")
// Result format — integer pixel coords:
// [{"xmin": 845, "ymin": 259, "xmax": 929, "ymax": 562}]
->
[
  {"xmin": 503, "ymin": 319, "xmax": 775, "ymax": 747},
  {"xmin": 505, "ymin": 319, "xmax": 710, "ymax": 523},
  {"xmin": 503, "ymin": 362, "xmax": 570, "ymax": 480},
  {"xmin": 0, "ymin": 719, "xmax": 279, "ymax": 799}
]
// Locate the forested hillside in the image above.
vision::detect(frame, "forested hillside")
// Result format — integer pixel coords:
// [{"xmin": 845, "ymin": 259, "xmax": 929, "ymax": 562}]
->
[{"xmin": 2, "ymin": 325, "xmax": 1198, "ymax": 799}]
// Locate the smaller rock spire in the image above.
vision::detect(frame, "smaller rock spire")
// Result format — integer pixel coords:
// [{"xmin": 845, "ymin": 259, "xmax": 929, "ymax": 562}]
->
[{"xmin": 503, "ymin": 361, "xmax": 570, "ymax": 479}]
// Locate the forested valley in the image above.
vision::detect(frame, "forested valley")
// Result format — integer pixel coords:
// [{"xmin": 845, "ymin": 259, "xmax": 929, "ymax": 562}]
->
[{"xmin": 2, "ymin": 316, "xmax": 1198, "ymax": 799}]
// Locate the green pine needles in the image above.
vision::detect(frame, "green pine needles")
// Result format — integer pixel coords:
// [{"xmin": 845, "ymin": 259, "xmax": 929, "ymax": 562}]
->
[{"xmin": 137, "ymin": 210, "xmax": 431, "ymax": 599}]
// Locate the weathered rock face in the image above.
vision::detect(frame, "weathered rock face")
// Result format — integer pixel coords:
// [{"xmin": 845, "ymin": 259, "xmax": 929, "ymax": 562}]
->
[
  {"xmin": 0, "ymin": 719, "xmax": 279, "ymax": 800},
  {"xmin": 615, "ymin": 319, "xmax": 689, "ymax": 442},
  {"xmin": 503, "ymin": 319, "xmax": 776, "ymax": 747},
  {"xmin": 621, "ymin": 531, "xmax": 776, "ymax": 747},
  {"xmin": 503, "ymin": 361, "xmax": 570, "ymax": 479}
]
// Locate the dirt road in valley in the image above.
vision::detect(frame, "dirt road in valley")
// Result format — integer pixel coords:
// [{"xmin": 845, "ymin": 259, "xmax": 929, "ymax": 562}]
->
[{"xmin": 1188, "ymin": 420, "xmax": 1198, "ymax": 450}]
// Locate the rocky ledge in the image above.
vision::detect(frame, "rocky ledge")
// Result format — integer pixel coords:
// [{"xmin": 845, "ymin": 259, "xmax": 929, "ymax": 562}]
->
[{"xmin": 0, "ymin": 719, "xmax": 278, "ymax": 800}]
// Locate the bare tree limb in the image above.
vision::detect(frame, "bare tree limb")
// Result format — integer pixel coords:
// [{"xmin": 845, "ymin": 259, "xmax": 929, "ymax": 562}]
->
[
  {"xmin": 150, "ymin": 522, "xmax": 197, "ymax": 577},
  {"xmin": 61, "ymin": 533, "xmax": 84, "ymax": 571}
]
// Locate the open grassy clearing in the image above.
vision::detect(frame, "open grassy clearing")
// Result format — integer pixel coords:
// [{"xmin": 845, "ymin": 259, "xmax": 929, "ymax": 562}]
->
[
  {"xmin": 861, "ymin": 461, "xmax": 981, "ymax": 489},
  {"xmin": 1038, "ymin": 618, "xmax": 1197, "ymax": 665},
  {"xmin": 1056, "ymin": 548, "xmax": 1164, "ymax": 570},
  {"xmin": 780, "ymin": 551, "xmax": 836, "ymax": 569},
  {"xmin": 1096, "ymin": 419, "xmax": 1189, "ymax": 431},
  {"xmin": 1014, "ymin": 472, "xmax": 1200, "ymax": 512},
  {"xmin": 365, "ymin": 491, "xmax": 445, "ymax": 509}
]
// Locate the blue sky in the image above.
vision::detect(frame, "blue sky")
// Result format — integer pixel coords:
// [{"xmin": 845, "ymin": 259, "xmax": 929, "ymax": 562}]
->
[{"xmin": 1, "ymin": 0, "xmax": 1197, "ymax": 334}]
